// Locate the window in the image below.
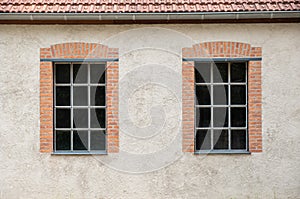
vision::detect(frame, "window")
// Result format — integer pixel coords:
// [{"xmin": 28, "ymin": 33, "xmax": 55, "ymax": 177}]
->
[
  {"xmin": 195, "ymin": 62, "xmax": 248, "ymax": 152},
  {"xmin": 182, "ymin": 42, "xmax": 262, "ymax": 153},
  {"xmin": 40, "ymin": 43, "xmax": 119, "ymax": 154},
  {"xmin": 54, "ymin": 62, "xmax": 106, "ymax": 153}
]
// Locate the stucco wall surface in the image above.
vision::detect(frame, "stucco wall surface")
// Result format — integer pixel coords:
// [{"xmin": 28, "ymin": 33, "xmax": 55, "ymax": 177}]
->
[{"xmin": 0, "ymin": 23, "xmax": 299, "ymax": 199}]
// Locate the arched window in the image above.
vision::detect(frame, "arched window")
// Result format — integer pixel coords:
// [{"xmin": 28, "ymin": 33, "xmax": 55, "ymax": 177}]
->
[
  {"xmin": 182, "ymin": 42, "xmax": 262, "ymax": 154},
  {"xmin": 40, "ymin": 42, "xmax": 119, "ymax": 154}
]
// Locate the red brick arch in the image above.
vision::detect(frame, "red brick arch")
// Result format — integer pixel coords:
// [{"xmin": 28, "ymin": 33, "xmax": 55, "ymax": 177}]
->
[
  {"xmin": 40, "ymin": 42, "xmax": 119, "ymax": 153},
  {"xmin": 183, "ymin": 41, "xmax": 261, "ymax": 58},
  {"xmin": 41, "ymin": 42, "xmax": 118, "ymax": 59},
  {"xmin": 182, "ymin": 41, "xmax": 262, "ymax": 153}
]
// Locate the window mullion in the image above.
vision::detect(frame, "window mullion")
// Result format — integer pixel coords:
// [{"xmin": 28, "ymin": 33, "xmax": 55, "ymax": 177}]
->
[
  {"xmin": 105, "ymin": 65, "xmax": 107, "ymax": 151},
  {"xmin": 228, "ymin": 62, "xmax": 231, "ymax": 150},
  {"xmin": 210, "ymin": 63, "xmax": 214, "ymax": 150},
  {"xmin": 88, "ymin": 63, "xmax": 91, "ymax": 151},
  {"xmin": 70, "ymin": 63, "xmax": 74, "ymax": 152},
  {"xmin": 53, "ymin": 63, "xmax": 57, "ymax": 152},
  {"xmin": 246, "ymin": 62, "xmax": 248, "ymax": 151},
  {"xmin": 194, "ymin": 66, "xmax": 197, "ymax": 151}
]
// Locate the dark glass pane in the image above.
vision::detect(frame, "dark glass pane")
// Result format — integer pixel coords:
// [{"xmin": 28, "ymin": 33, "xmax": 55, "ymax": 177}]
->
[
  {"xmin": 73, "ymin": 130, "xmax": 88, "ymax": 150},
  {"xmin": 231, "ymin": 63, "xmax": 246, "ymax": 82},
  {"xmin": 195, "ymin": 62, "xmax": 211, "ymax": 83},
  {"xmin": 213, "ymin": 107, "xmax": 228, "ymax": 127},
  {"xmin": 73, "ymin": 86, "xmax": 88, "ymax": 106},
  {"xmin": 73, "ymin": 109, "xmax": 88, "ymax": 128},
  {"xmin": 196, "ymin": 85, "xmax": 211, "ymax": 105},
  {"xmin": 55, "ymin": 86, "xmax": 70, "ymax": 106},
  {"xmin": 213, "ymin": 85, "xmax": 228, "ymax": 105},
  {"xmin": 55, "ymin": 64, "xmax": 70, "ymax": 83},
  {"xmin": 55, "ymin": 130, "xmax": 71, "ymax": 150},
  {"xmin": 231, "ymin": 107, "xmax": 246, "ymax": 127},
  {"xmin": 213, "ymin": 63, "xmax": 228, "ymax": 83},
  {"xmin": 90, "ymin": 108, "xmax": 106, "ymax": 128},
  {"xmin": 196, "ymin": 130, "xmax": 211, "ymax": 150},
  {"xmin": 90, "ymin": 130, "xmax": 106, "ymax": 150},
  {"xmin": 91, "ymin": 86, "xmax": 105, "ymax": 106},
  {"xmin": 73, "ymin": 64, "xmax": 88, "ymax": 84},
  {"xmin": 231, "ymin": 130, "xmax": 247, "ymax": 150},
  {"xmin": 213, "ymin": 130, "xmax": 228, "ymax": 150},
  {"xmin": 196, "ymin": 108, "xmax": 211, "ymax": 128},
  {"xmin": 56, "ymin": 109, "xmax": 71, "ymax": 128},
  {"xmin": 231, "ymin": 85, "xmax": 246, "ymax": 105},
  {"xmin": 90, "ymin": 64, "xmax": 105, "ymax": 84}
]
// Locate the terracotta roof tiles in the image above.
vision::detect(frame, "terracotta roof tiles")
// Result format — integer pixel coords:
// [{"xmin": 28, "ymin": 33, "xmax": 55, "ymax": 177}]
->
[{"xmin": 0, "ymin": 0, "xmax": 299, "ymax": 13}]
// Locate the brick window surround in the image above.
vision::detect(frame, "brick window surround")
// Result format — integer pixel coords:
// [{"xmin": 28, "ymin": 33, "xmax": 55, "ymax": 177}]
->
[
  {"xmin": 40, "ymin": 42, "xmax": 119, "ymax": 153},
  {"xmin": 182, "ymin": 42, "xmax": 262, "ymax": 153}
]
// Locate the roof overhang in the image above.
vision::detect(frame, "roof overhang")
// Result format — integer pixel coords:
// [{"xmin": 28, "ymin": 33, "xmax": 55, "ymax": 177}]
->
[{"xmin": 0, "ymin": 11, "xmax": 299, "ymax": 24}]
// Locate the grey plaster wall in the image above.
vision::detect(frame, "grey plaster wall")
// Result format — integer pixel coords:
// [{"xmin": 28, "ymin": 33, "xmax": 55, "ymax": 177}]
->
[{"xmin": 0, "ymin": 24, "xmax": 299, "ymax": 198}]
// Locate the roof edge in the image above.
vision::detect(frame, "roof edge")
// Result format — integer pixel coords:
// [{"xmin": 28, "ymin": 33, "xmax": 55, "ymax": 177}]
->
[
  {"xmin": 1, "ymin": 11, "xmax": 299, "ymax": 20},
  {"xmin": 0, "ymin": 11, "xmax": 299, "ymax": 24}
]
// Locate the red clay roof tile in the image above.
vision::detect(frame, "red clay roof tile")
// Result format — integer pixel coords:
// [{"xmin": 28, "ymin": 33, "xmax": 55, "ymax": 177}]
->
[{"xmin": 0, "ymin": 0, "xmax": 299, "ymax": 13}]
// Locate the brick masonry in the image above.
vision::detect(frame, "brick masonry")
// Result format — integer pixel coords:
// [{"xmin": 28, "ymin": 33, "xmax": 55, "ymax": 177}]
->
[
  {"xmin": 182, "ymin": 41, "xmax": 262, "ymax": 153},
  {"xmin": 40, "ymin": 42, "xmax": 119, "ymax": 153}
]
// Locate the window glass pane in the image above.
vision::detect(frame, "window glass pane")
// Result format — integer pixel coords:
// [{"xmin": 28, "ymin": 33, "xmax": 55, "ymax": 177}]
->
[
  {"xmin": 213, "ymin": 85, "xmax": 228, "ymax": 105},
  {"xmin": 73, "ymin": 109, "xmax": 88, "ymax": 128},
  {"xmin": 90, "ymin": 108, "xmax": 106, "ymax": 128},
  {"xmin": 196, "ymin": 85, "xmax": 211, "ymax": 105},
  {"xmin": 213, "ymin": 107, "xmax": 228, "ymax": 127},
  {"xmin": 55, "ymin": 86, "xmax": 70, "ymax": 106},
  {"xmin": 195, "ymin": 62, "xmax": 211, "ymax": 83},
  {"xmin": 90, "ymin": 130, "xmax": 106, "ymax": 150},
  {"xmin": 213, "ymin": 130, "xmax": 228, "ymax": 150},
  {"xmin": 213, "ymin": 63, "xmax": 228, "ymax": 83},
  {"xmin": 73, "ymin": 86, "xmax": 88, "ymax": 106},
  {"xmin": 73, "ymin": 130, "xmax": 88, "ymax": 150},
  {"xmin": 90, "ymin": 86, "xmax": 105, "ymax": 106},
  {"xmin": 54, "ymin": 62, "xmax": 108, "ymax": 153},
  {"xmin": 231, "ymin": 107, "xmax": 246, "ymax": 127},
  {"xmin": 193, "ymin": 62, "xmax": 248, "ymax": 152},
  {"xmin": 231, "ymin": 63, "xmax": 246, "ymax": 82},
  {"xmin": 196, "ymin": 108, "xmax": 211, "ymax": 128},
  {"xmin": 90, "ymin": 64, "xmax": 105, "ymax": 84},
  {"xmin": 55, "ymin": 130, "xmax": 71, "ymax": 150},
  {"xmin": 55, "ymin": 64, "xmax": 70, "ymax": 83},
  {"xmin": 231, "ymin": 85, "xmax": 246, "ymax": 105},
  {"xmin": 231, "ymin": 130, "xmax": 247, "ymax": 149},
  {"xmin": 56, "ymin": 109, "xmax": 71, "ymax": 128},
  {"xmin": 73, "ymin": 64, "xmax": 88, "ymax": 84},
  {"xmin": 196, "ymin": 130, "xmax": 211, "ymax": 150}
]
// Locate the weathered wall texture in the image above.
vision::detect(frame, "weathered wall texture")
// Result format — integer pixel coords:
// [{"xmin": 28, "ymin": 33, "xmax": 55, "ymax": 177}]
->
[{"xmin": 0, "ymin": 24, "xmax": 299, "ymax": 198}]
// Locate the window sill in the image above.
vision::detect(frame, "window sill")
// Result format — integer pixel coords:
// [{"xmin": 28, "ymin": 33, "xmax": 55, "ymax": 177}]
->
[
  {"xmin": 194, "ymin": 150, "xmax": 250, "ymax": 155},
  {"xmin": 52, "ymin": 151, "xmax": 107, "ymax": 155}
]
